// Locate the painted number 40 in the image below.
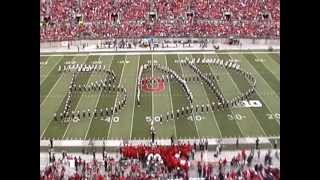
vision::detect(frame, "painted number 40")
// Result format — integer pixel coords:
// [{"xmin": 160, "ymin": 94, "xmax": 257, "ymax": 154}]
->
[{"xmin": 187, "ymin": 115, "xmax": 203, "ymax": 121}]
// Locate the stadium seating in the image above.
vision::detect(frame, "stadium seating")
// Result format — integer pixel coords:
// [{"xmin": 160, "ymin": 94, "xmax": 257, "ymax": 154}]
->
[
  {"xmin": 40, "ymin": 147, "xmax": 280, "ymax": 179},
  {"xmin": 40, "ymin": 0, "xmax": 279, "ymax": 41}
]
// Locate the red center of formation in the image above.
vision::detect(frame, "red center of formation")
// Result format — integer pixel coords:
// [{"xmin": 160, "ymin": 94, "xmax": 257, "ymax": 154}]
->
[{"xmin": 141, "ymin": 77, "xmax": 165, "ymax": 93}]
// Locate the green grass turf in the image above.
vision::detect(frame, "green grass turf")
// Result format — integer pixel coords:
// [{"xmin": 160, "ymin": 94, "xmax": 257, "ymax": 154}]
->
[
  {"xmin": 177, "ymin": 54, "xmax": 222, "ymax": 138},
  {"xmin": 40, "ymin": 56, "xmax": 73, "ymax": 104},
  {"xmin": 152, "ymin": 54, "xmax": 177, "ymax": 139},
  {"xmin": 131, "ymin": 55, "xmax": 153, "ymax": 139},
  {"xmin": 166, "ymin": 54, "xmax": 199, "ymax": 138},
  {"xmin": 40, "ymin": 52, "xmax": 280, "ymax": 140},
  {"xmin": 107, "ymin": 55, "xmax": 140, "ymax": 139},
  {"xmin": 86, "ymin": 55, "xmax": 125, "ymax": 139},
  {"xmin": 191, "ymin": 54, "xmax": 243, "ymax": 137},
  {"xmin": 216, "ymin": 53, "xmax": 279, "ymax": 136},
  {"xmin": 231, "ymin": 54, "xmax": 280, "ymax": 123}
]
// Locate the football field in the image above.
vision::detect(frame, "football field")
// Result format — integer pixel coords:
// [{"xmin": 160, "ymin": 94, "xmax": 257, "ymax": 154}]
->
[{"xmin": 40, "ymin": 52, "xmax": 280, "ymax": 140}]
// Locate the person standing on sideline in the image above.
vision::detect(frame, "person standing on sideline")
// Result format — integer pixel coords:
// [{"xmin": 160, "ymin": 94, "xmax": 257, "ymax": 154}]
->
[
  {"xmin": 236, "ymin": 138, "xmax": 239, "ymax": 150},
  {"xmin": 49, "ymin": 138, "xmax": 53, "ymax": 149},
  {"xmin": 170, "ymin": 136, "xmax": 174, "ymax": 146},
  {"xmin": 205, "ymin": 138, "xmax": 208, "ymax": 151}
]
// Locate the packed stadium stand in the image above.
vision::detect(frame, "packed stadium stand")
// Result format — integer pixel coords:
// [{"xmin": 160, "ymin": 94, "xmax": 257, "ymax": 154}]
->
[{"xmin": 40, "ymin": 0, "xmax": 280, "ymax": 42}]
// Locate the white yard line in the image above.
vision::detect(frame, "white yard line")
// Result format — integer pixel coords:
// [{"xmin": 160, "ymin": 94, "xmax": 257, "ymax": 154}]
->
[
  {"xmin": 84, "ymin": 56, "xmax": 107, "ymax": 139},
  {"xmin": 84, "ymin": 89, "xmax": 103, "ymax": 139},
  {"xmin": 129, "ymin": 55, "xmax": 140, "ymax": 140},
  {"xmin": 216, "ymin": 56, "xmax": 267, "ymax": 136},
  {"xmin": 106, "ymin": 55, "xmax": 127, "ymax": 139},
  {"xmin": 208, "ymin": 55, "xmax": 246, "ymax": 138},
  {"xmin": 40, "ymin": 56, "xmax": 77, "ymax": 108},
  {"xmin": 260, "ymin": 55, "xmax": 280, "ymax": 81},
  {"xmin": 164, "ymin": 55, "xmax": 177, "ymax": 138},
  {"xmin": 40, "ymin": 74, "xmax": 65, "ymax": 108},
  {"xmin": 40, "ymin": 75, "xmax": 66, "ymax": 139},
  {"xmin": 240, "ymin": 54, "xmax": 280, "ymax": 99},
  {"xmin": 236, "ymin": 54, "xmax": 280, "ymax": 124},
  {"xmin": 185, "ymin": 54, "xmax": 223, "ymax": 138},
  {"xmin": 62, "ymin": 90, "xmax": 85, "ymax": 139},
  {"xmin": 40, "ymin": 56, "xmax": 64, "ymax": 85},
  {"xmin": 41, "ymin": 56, "xmax": 89, "ymax": 139},
  {"xmin": 176, "ymin": 54, "xmax": 200, "ymax": 138},
  {"xmin": 63, "ymin": 56, "xmax": 101, "ymax": 139}
]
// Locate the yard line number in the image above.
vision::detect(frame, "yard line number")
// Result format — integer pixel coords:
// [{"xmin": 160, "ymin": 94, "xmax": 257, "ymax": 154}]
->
[
  {"xmin": 101, "ymin": 116, "xmax": 120, "ymax": 123},
  {"xmin": 145, "ymin": 115, "xmax": 204, "ymax": 122},
  {"xmin": 40, "ymin": 61, "xmax": 48, "ymax": 65},
  {"xmin": 266, "ymin": 113, "xmax": 280, "ymax": 120},
  {"xmin": 65, "ymin": 60, "xmax": 76, "ymax": 64},
  {"xmin": 227, "ymin": 114, "xmax": 246, "ymax": 121},
  {"xmin": 254, "ymin": 58, "xmax": 265, "ymax": 62},
  {"xmin": 92, "ymin": 60, "xmax": 102, "ymax": 64},
  {"xmin": 63, "ymin": 116, "xmax": 120, "ymax": 123}
]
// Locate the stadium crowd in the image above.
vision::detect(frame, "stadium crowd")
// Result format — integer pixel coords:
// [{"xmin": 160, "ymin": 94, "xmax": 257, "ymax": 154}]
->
[
  {"xmin": 40, "ymin": 140, "xmax": 280, "ymax": 179},
  {"xmin": 40, "ymin": 0, "xmax": 280, "ymax": 42}
]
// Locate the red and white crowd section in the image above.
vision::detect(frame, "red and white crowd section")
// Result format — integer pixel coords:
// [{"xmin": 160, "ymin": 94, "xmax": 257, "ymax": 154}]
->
[
  {"xmin": 40, "ymin": 0, "xmax": 280, "ymax": 42},
  {"xmin": 40, "ymin": 143, "xmax": 280, "ymax": 179}
]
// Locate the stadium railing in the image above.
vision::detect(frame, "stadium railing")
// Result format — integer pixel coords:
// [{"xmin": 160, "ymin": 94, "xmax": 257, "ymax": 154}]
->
[{"xmin": 40, "ymin": 37, "xmax": 280, "ymax": 49}]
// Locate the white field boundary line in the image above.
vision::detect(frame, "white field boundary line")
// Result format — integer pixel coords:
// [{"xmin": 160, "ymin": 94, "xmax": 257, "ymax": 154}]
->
[
  {"xmin": 106, "ymin": 55, "xmax": 127, "ymax": 139},
  {"xmin": 40, "ymin": 56, "xmax": 64, "ymax": 85},
  {"xmin": 187, "ymin": 54, "xmax": 223, "ymax": 138},
  {"xmin": 236, "ymin": 54, "xmax": 280, "ymax": 124},
  {"xmin": 164, "ymin": 54, "xmax": 177, "ymax": 138},
  {"xmin": 177, "ymin": 54, "xmax": 200, "ymax": 139},
  {"xmin": 215, "ymin": 54, "xmax": 267, "ymax": 137},
  {"xmin": 84, "ymin": 56, "xmax": 110, "ymax": 139},
  {"xmin": 40, "ymin": 51, "xmax": 280, "ymax": 57},
  {"xmin": 62, "ymin": 56, "xmax": 100, "ymax": 139},
  {"xmin": 129, "ymin": 55, "xmax": 140, "ymax": 140},
  {"xmin": 41, "ymin": 56, "xmax": 88, "ymax": 139}
]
